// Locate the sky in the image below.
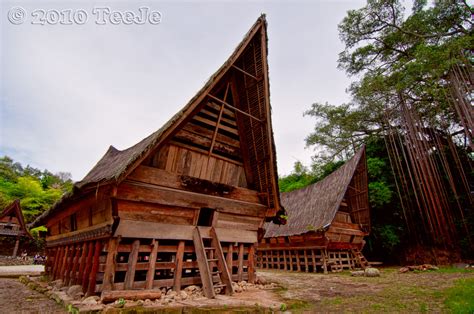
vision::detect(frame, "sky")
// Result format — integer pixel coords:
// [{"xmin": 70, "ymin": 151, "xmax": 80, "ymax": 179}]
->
[{"xmin": 1, "ymin": 0, "xmax": 367, "ymax": 181}]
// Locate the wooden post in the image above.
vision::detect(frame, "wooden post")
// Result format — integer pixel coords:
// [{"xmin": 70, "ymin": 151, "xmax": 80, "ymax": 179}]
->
[
  {"xmin": 124, "ymin": 240, "xmax": 140, "ymax": 290},
  {"xmin": 283, "ymin": 250, "xmax": 287, "ymax": 271},
  {"xmin": 69, "ymin": 245, "xmax": 81, "ymax": 285},
  {"xmin": 237, "ymin": 243, "xmax": 244, "ymax": 281},
  {"xmin": 304, "ymin": 250, "xmax": 309, "ymax": 273},
  {"xmin": 52, "ymin": 246, "xmax": 64, "ymax": 280},
  {"xmin": 311, "ymin": 250, "xmax": 317, "ymax": 273},
  {"xmin": 270, "ymin": 250, "xmax": 274, "ymax": 269},
  {"xmin": 65, "ymin": 245, "xmax": 76, "ymax": 285},
  {"xmin": 277, "ymin": 251, "xmax": 281, "ymax": 270},
  {"xmin": 173, "ymin": 240, "xmax": 185, "ymax": 291},
  {"xmin": 146, "ymin": 239, "xmax": 159, "ymax": 289},
  {"xmin": 247, "ymin": 244, "xmax": 255, "ymax": 283},
  {"xmin": 296, "ymin": 251, "xmax": 301, "ymax": 272},
  {"xmin": 86, "ymin": 241, "xmax": 102, "ymax": 296},
  {"xmin": 226, "ymin": 244, "xmax": 233, "ymax": 274},
  {"xmin": 59, "ymin": 245, "xmax": 70, "ymax": 281},
  {"xmin": 12, "ymin": 237, "xmax": 20, "ymax": 257},
  {"xmin": 82, "ymin": 242, "xmax": 94, "ymax": 293},
  {"xmin": 102, "ymin": 238, "xmax": 119, "ymax": 292},
  {"xmin": 77, "ymin": 242, "xmax": 88, "ymax": 285}
]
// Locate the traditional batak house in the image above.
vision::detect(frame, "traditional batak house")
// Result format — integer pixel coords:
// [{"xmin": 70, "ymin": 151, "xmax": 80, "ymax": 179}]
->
[
  {"xmin": 31, "ymin": 16, "xmax": 285, "ymax": 300},
  {"xmin": 0, "ymin": 199, "xmax": 32, "ymax": 257},
  {"xmin": 258, "ymin": 147, "xmax": 370, "ymax": 273}
]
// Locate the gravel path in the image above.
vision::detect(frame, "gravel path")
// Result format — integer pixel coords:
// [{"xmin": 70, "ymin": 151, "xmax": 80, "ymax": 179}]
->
[{"xmin": 0, "ymin": 278, "xmax": 65, "ymax": 313}]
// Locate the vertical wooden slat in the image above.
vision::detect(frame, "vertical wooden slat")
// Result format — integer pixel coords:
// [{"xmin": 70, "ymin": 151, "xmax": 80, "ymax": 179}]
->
[
  {"xmin": 226, "ymin": 244, "xmax": 233, "ymax": 274},
  {"xmin": 283, "ymin": 250, "xmax": 287, "ymax": 271},
  {"xmin": 237, "ymin": 243, "xmax": 244, "ymax": 281},
  {"xmin": 124, "ymin": 240, "xmax": 140, "ymax": 290},
  {"xmin": 102, "ymin": 238, "xmax": 119, "ymax": 292},
  {"xmin": 146, "ymin": 239, "xmax": 159, "ymax": 289},
  {"xmin": 247, "ymin": 244, "xmax": 255, "ymax": 283},
  {"xmin": 86, "ymin": 241, "xmax": 102, "ymax": 296},
  {"xmin": 311, "ymin": 250, "xmax": 317, "ymax": 273},
  {"xmin": 77, "ymin": 242, "xmax": 88, "ymax": 285},
  {"xmin": 288, "ymin": 251, "xmax": 293, "ymax": 271},
  {"xmin": 277, "ymin": 251, "xmax": 281, "ymax": 270},
  {"xmin": 296, "ymin": 251, "xmax": 301, "ymax": 272},
  {"xmin": 173, "ymin": 240, "xmax": 185, "ymax": 291}
]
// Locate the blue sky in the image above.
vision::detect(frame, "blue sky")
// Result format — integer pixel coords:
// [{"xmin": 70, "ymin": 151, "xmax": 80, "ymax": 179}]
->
[{"xmin": 1, "ymin": 0, "xmax": 367, "ymax": 180}]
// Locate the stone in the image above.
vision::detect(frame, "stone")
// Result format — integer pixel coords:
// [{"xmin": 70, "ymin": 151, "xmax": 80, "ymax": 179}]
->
[
  {"xmin": 399, "ymin": 267, "xmax": 410, "ymax": 273},
  {"xmin": 81, "ymin": 296, "xmax": 100, "ymax": 305},
  {"xmin": 51, "ymin": 279, "xmax": 63, "ymax": 289},
  {"xmin": 178, "ymin": 291, "xmax": 188, "ymax": 300},
  {"xmin": 144, "ymin": 299, "xmax": 153, "ymax": 306},
  {"xmin": 166, "ymin": 290, "xmax": 177, "ymax": 297},
  {"xmin": 365, "ymin": 267, "xmax": 380, "ymax": 277},
  {"xmin": 351, "ymin": 270, "xmax": 365, "ymax": 276},
  {"xmin": 184, "ymin": 285, "xmax": 199, "ymax": 293},
  {"xmin": 256, "ymin": 276, "xmax": 267, "ymax": 285},
  {"xmin": 67, "ymin": 285, "xmax": 84, "ymax": 299}
]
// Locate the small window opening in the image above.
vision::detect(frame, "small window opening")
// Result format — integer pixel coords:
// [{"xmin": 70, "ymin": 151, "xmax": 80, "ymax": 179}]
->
[
  {"xmin": 197, "ymin": 208, "xmax": 214, "ymax": 227},
  {"xmin": 70, "ymin": 213, "xmax": 77, "ymax": 232}
]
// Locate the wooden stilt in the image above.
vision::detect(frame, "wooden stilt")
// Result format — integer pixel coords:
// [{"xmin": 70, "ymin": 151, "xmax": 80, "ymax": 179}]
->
[
  {"xmin": 102, "ymin": 238, "xmax": 119, "ymax": 292},
  {"xmin": 237, "ymin": 243, "xmax": 244, "ymax": 281},
  {"xmin": 82, "ymin": 242, "xmax": 94, "ymax": 293},
  {"xmin": 226, "ymin": 244, "xmax": 233, "ymax": 274},
  {"xmin": 87, "ymin": 241, "xmax": 102, "ymax": 296},
  {"xmin": 124, "ymin": 240, "xmax": 140, "ymax": 290},
  {"xmin": 304, "ymin": 250, "xmax": 309, "ymax": 273},
  {"xmin": 277, "ymin": 251, "xmax": 281, "ymax": 270},
  {"xmin": 52, "ymin": 246, "xmax": 63, "ymax": 280},
  {"xmin": 311, "ymin": 250, "xmax": 317, "ymax": 273},
  {"xmin": 59, "ymin": 245, "xmax": 70, "ymax": 281},
  {"xmin": 69, "ymin": 245, "xmax": 81, "ymax": 285},
  {"xmin": 65, "ymin": 245, "xmax": 76, "ymax": 285},
  {"xmin": 77, "ymin": 242, "xmax": 88, "ymax": 285},
  {"xmin": 323, "ymin": 250, "xmax": 328, "ymax": 274},
  {"xmin": 146, "ymin": 239, "xmax": 159, "ymax": 289},
  {"xmin": 288, "ymin": 251, "xmax": 293, "ymax": 271},
  {"xmin": 283, "ymin": 250, "xmax": 287, "ymax": 270},
  {"xmin": 248, "ymin": 244, "xmax": 255, "ymax": 283},
  {"xmin": 12, "ymin": 237, "xmax": 20, "ymax": 257},
  {"xmin": 173, "ymin": 241, "xmax": 185, "ymax": 291},
  {"xmin": 296, "ymin": 251, "xmax": 301, "ymax": 272}
]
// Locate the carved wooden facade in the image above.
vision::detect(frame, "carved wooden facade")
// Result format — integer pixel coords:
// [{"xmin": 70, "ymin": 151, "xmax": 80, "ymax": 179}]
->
[
  {"xmin": 259, "ymin": 147, "xmax": 370, "ymax": 272},
  {"xmin": 32, "ymin": 16, "xmax": 285, "ymax": 299}
]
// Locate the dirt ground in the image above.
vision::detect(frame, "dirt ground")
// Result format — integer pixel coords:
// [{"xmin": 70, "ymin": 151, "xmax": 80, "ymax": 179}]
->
[
  {"xmin": 0, "ymin": 278, "xmax": 65, "ymax": 313},
  {"xmin": 1, "ymin": 267, "xmax": 472, "ymax": 313},
  {"xmin": 259, "ymin": 267, "xmax": 474, "ymax": 312}
]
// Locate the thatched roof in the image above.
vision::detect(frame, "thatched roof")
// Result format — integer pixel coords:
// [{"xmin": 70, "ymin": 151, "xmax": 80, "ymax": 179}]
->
[
  {"xmin": 0, "ymin": 199, "xmax": 32, "ymax": 238},
  {"xmin": 32, "ymin": 15, "xmax": 284, "ymax": 227},
  {"xmin": 264, "ymin": 146, "xmax": 366, "ymax": 238}
]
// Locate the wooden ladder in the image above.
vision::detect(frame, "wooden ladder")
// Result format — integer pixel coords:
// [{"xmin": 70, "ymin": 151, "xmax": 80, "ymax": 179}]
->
[
  {"xmin": 193, "ymin": 227, "xmax": 234, "ymax": 298},
  {"xmin": 351, "ymin": 248, "xmax": 370, "ymax": 269}
]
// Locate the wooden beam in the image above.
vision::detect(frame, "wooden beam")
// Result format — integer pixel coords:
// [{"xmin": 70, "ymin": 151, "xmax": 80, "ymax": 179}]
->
[
  {"xmin": 124, "ymin": 240, "xmax": 140, "ymax": 290},
  {"xmin": 226, "ymin": 244, "xmax": 233, "ymax": 274},
  {"xmin": 232, "ymin": 65, "xmax": 259, "ymax": 80},
  {"xmin": 69, "ymin": 244, "xmax": 81, "ymax": 285},
  {"xmin": 209, "ymin": 84, "xmax": 230, "ymax": 156},
  {"xmin": 59, "ymin": 245, "xmax": 69, "ymax": 281},
  {"xmin": 102, "ymin": 238, "xmax": 119, "ymax": 292},
  {"xmin": 207, "ymin": 94, "xmax": 264, "ymax": 123},
  {"xmin": 86, "ymin": 240, "xmax": 102, "ymax": 296},
  {"xmin": 173, "ymin": 240, "xmax": 185, "ymax": 291},
  {"xmin": 146, "ymin": 239, "xmax": 159, "ymax": 289}
]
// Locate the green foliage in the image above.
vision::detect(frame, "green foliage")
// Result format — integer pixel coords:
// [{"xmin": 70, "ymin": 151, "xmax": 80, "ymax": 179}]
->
[
  {"xmin": 373, "ymin": 224, "xmax": 401, "ymax": 254},
  {"xmin": 0, "ymin": 156, "xmax": 72, "ymax": 223},
  {"xmin": 369, "ymin": 182, "xmax": 392, "ymax": 207},
  {"xmin": 443, "ymin": 278, "xmax": 474, "ymax": 313}
]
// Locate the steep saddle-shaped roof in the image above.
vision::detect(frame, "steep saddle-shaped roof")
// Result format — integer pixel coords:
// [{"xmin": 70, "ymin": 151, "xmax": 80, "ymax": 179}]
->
[
  {"xmin": 33, "ymin": 15, "xmax": 285, "ymax": 227},
  {"xmin": 264, "ymin": 146, "xmax": 369, "ymax": 238}
]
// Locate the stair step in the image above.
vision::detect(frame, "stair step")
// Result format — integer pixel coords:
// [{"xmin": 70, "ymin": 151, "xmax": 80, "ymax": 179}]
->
[
  {"xmin": 211, "ymin": 271, "xmax": 221, "ymax": 275},
  {"xmin": 207, "ymin": 259, "xmax": 218, "ymax": 262},
  {"xmin": 214, "ymin": 284, "xmax": 226, "ymax": 288},
  {"xmin": 204, "ymin": 247, "xmax": 215, "ymax": 250}
]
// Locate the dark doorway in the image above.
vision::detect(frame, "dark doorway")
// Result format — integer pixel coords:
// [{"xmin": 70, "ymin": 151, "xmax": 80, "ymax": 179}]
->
[{"xmin": 197, "ymin": 208, "xmax": 215, "ymax": 227}]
